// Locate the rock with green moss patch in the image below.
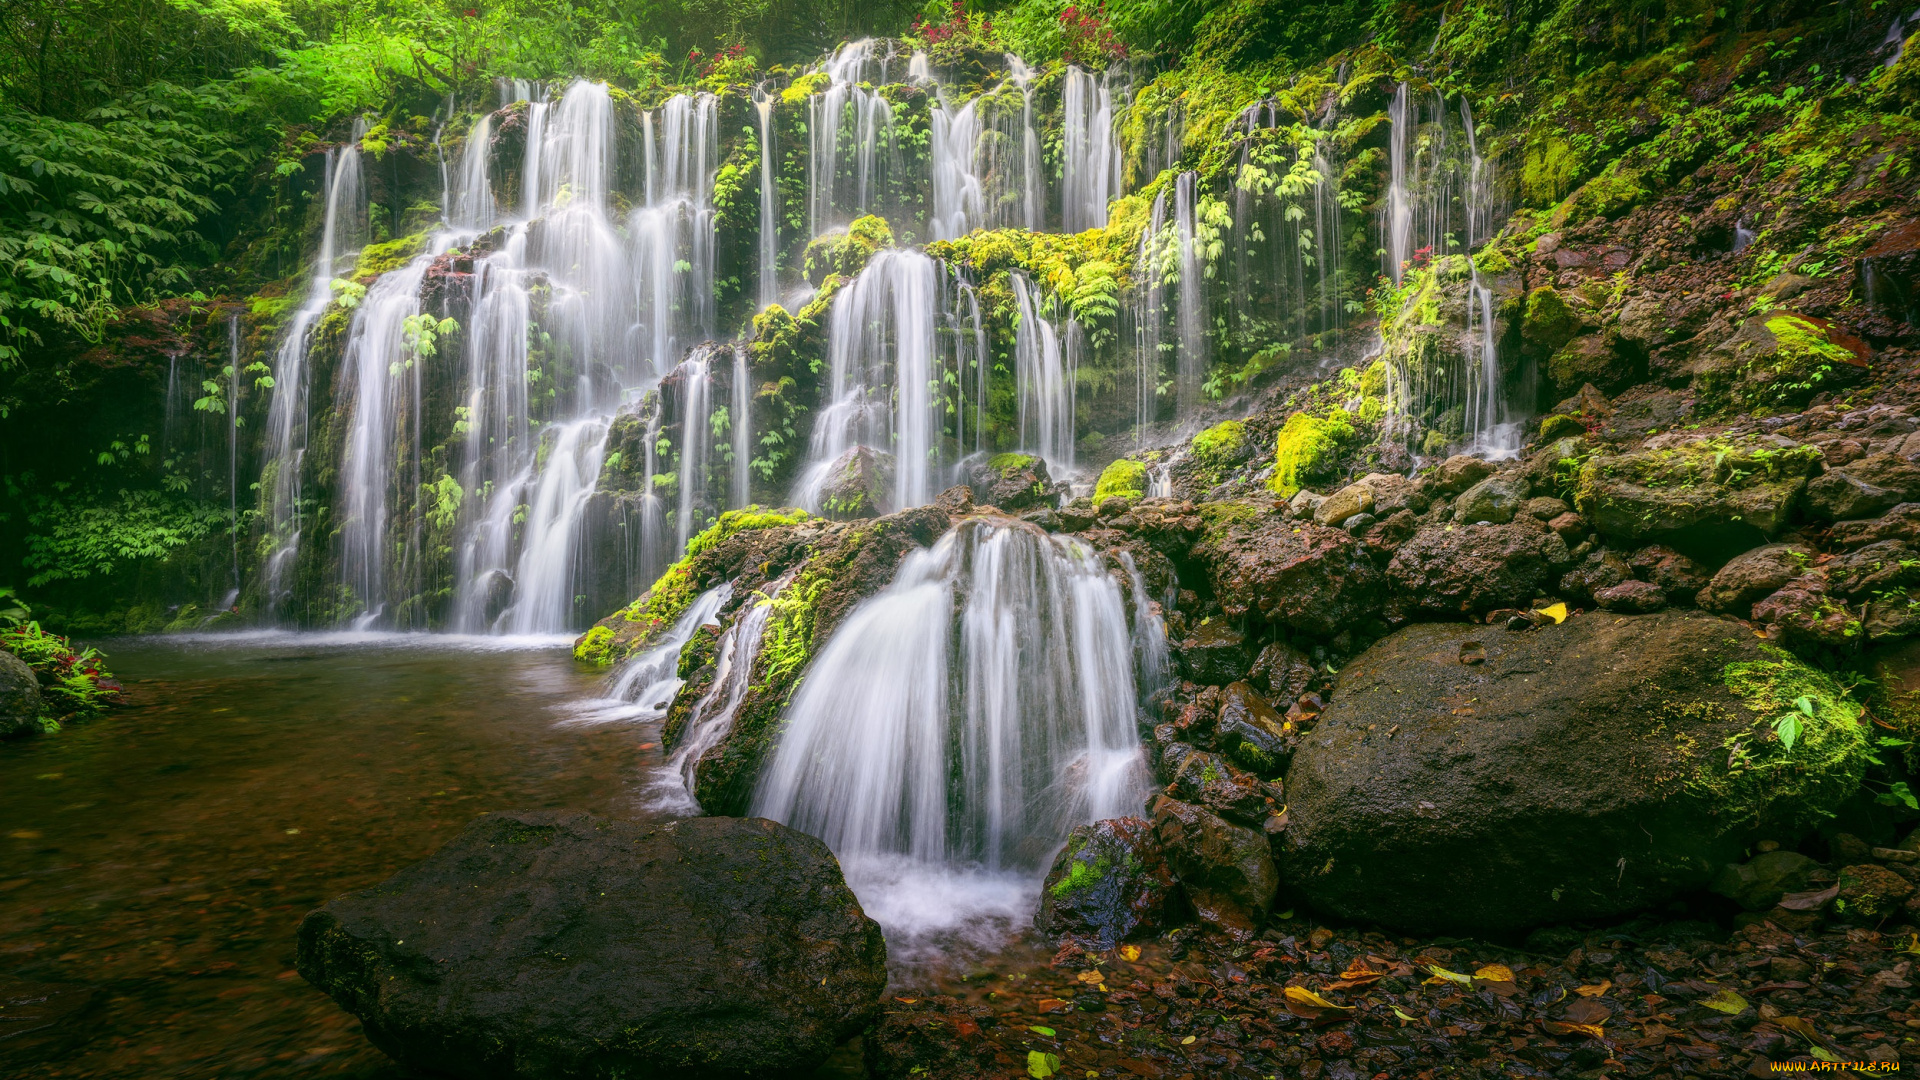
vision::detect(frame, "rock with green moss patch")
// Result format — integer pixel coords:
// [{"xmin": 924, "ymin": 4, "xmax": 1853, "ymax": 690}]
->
[
  {"xmin": 1034, "ymin": 817, "xmax": 1176, "ymax": 950},
  {"xmin": 1267, "ymin": 410, "xmax": 1353, "ymax": 498},
  {"xmin": 1689, "ymin": 314, "xmax": 1867, "ymax": 416},
  {"xmin": 1190, "ymin": 420, "xmax": 1248, "ymax": 480},
  {"xmin": 816, "ymin": 446, "xmax": 893, "ymax": 521},
  {"xmin": 801, "ymin": 215, "xmax": 893, "ymax": 285},
  {"xmin": 0, "ymin": 651, "xmax": 40, "ymax": 738},
  {"xmin": 1574, "ymin": 438, "xmax": 1821, "ymax": 559},
  {"xmin": 964, "ymin": 452, "xmax": 1055, "ymax": 511},
  {"xmin": 1522, "ymin": 287, "xmax": 1584, "ymax": 355},
  {"xmin": 1094, "ymin": 458, "xmax": 1147, "ymax": 500},
  {"xmin": 1279, "ymin": 611, "xmax": 1869, "ymax": 935}
]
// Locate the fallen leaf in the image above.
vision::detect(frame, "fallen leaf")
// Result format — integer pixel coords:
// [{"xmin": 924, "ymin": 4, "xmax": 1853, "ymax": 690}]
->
[
  {"xmin": 1473, "ymin": 964, "xmax": 1516, "ymax": 983},
  {"xmin": 1536, "ymin": 602, "xmax": 1568, "ymax": 623},
  {"xmin": 1777, "ymin": 885, "xmax": 1839, "ymax": 911},
  {"xmin": 894, "ymin": 997, "xmax": 917, "ymax": 1004},
  {"xmin": 1564, "ymin": 998, "xmax": 1611, "ymax": 1026},
  {"xmin": 1181, "ymin": 1035, "xmax": 1196, "ymax": 1045},
  {"xmin": 1028, "ymin": 1050, "xmax": 1062, "ymax": 1078},
  {"xmin": 1574, "ymin": 981, "xmax": 1612, "ymax": 997},
  {"xmin": 1076, "ymin": 970, "xmax": 1104, "ymax": 984},
  {"xmin": 951, "ymin": 1015, "xmax": 980, "ymax": 1038},
  {"xmin": 1544, "ymin": 1020, "xmax": 1607, "ymax": 1039},
  {"xmin": 1273, "ymin": 908, "xmax": 1295, "ymax": 920},
  {"xmin": 1773, "ymin": 1016, "xmax": 1821, "ymax": 1043},
  {"xmin": 1424, "ymin": 964, "xmax": 1474, "ymax": 986},
  {"xmin": 1283, "ymin": 986, "xmax": 1354, "ymax": 1010},
  {"xmin": 1036, "ymin": 998, "xmax": 1070, "ymax": 1013},
  {"xmin": 1392, "ymin": 1007, "xmax": 1420, "ymax": 1023},
  {"xmin": 1118, "ymin": 945, "xmax": 1141, "ymax": 962},
  {"xmin": 1699, "ymin": 989, "xmax": 1749, "ymax": 1015},
  {"xmin": 1030, "ymin": 1025, "xmax": 1056, "ymax": 1037}
]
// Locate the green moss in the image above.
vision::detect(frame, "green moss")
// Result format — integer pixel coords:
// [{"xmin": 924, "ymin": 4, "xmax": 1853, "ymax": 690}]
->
[
  {"xmin": 573, "ymin": 624, "xmax": 616, "ymax": 664},
  {"xmin": 1695, "ymin": 315, "xmax": 1864, "ymax": 415},
  {"xmin": 801, "ymin": 214, "xmax": 893, "ymax": 284},
  {"xmin": 1696, "ymin": 646, "xmax": 1869, "ymax": 828},
  {"xmin": 988, "ymin": 452, "xmax": 1039, "ymax": 476},
  {"xmin": 1522, "ymin": 287, "xmax": 1581, "ymax": 353},
  {"xmin": 1094, "ymin": 458, "xmax": 1148, "ymax": 500},
  {"xmin": 354, "ymin": 231, "xmax": 430, "ymax": 277},
  {"xmin": 1266, "ymin": 409, "xmax": 1353, "ymax": 498},
  {"xmin": 1191, "ymin": 420, "xmax": 1246, "ymax": 472},
  {"xmin": 1049, "ymin": 852, "xmax": 1114, "ymax": 898}
]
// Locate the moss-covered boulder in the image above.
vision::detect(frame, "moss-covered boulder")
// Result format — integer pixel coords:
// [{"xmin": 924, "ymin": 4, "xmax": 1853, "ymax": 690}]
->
[
  {"xmin": 1266, "ymin": 409, "xmax": 1354, "ymax": 498},
  {"xmin": 1574, "ymin": 437, "xmax": 1822, "ymax": 559},
  {"xmin": 1278, "ymin": 611, "xmax": 1869, "ymax": 934},
  {"xmin": 1689, "ymin": 313, "xmax": 1868, "ymax": 416},
  {"xmin": 964, "ymin": 452, "xmax": 1054, "ymax": 511},
  {"xmin": 1094, "ymin": 458, "xmax": 1147, "ymax": 500},
  {"xmin": 801, "ymin": 215, "xmax": 893, "ymax": 286},
  {"xmin": 1190, "ymin": 420, "xmax": 1248, "ymax": 483},
  {"xmin": 815, "ymin": 446, "xmax": 893, "ymax": 520}
]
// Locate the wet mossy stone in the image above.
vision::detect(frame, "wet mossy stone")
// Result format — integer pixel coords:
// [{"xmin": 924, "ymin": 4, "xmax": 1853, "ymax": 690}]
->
[
  {"xmin": 0, "ymin": 651, "xmax": 41, "ymax": 737},
  {"xmin": 296, "ymin": 811, "xmax": 887, "ymax": 1080},
  {"xmin": 1278, "ymin": 611, "xmax": 1868, "ymax": 935},
  {"xmin": 1094, "ymin": 458, "xmax": 1147, "ymax": 500},
  {"xmin": 1574, "ymin": 438, "xmax": 1820, "ymax": 562},
  {"xmin": 1174, "ymin": 620, "xmax": 1250, "ymax": 686},
  {"xmin": 1035, "ymin": 817, "xmax": 1176, "ymax": 950},
  {"xmin": 965, "ymin": 452, "xmax": 1054, "ymax": 511}
]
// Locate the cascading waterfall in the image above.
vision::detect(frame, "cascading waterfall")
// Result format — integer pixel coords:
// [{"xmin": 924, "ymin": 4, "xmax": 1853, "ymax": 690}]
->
[
  {"xmin": 497, "ymin": 418, "xmax": 612, "ymax": 634},
  {"xmin": 673, "ymin": 348, "xmax": 715, "ymax": 551},
  {"xmin": 940, "ymin": 264, "xmax": 990, "ymax": 456},
  {"xmin": 1463, "ymin": 261, "xmax": 1522, "ymax": 458},
  {"xmin": 1172, "ymin": 171, "xmax": 1206, "ymax": 417},
  {"xmin": 1384, "ymin": 82, "xmax": 1414, "ymax": 283},
  {"xmin": 1060, "ymin": 66, "xmax": 1123, "ymax": 233},
  {"xmin": 1010, "ymin": 272, "xmax": 1075, "ymax": 474},
  {"xmin": 226, "ymin": 316, "xmax": 243, "ymax": 591},
  {"xmin": 652, "ymin": 573, "xmax": 794, "ymax": 813},
  {"xmin": 809, "ymin": 40, "xmax": 899, "ymax": 235},
  {"xmin": 561, "ymin": 584, "xmax": 734, "ymax": 726},
  {"xmin": 730, "ymin": 343, "xmax": 752, "ymax": 509},
  {"xmin": 1134, "ymin": 189, "xmax": 1169, "ymax": 442},
  {"xmin": 928, "ymin": 56, "xmax": 1045, "ymax": 240},
  {"xmin": 753, "ymin": 519, "xmax": 1158, "ymax": 938},
  {"xmin": 261, "ymin": 127, "xmax": 367, "ymax": 615},
  {"xmin": 753, "ymin": 86, "xmax": 779, "ymax": 309},
  {"xmin": 792, "ymin": 249, "xmax": 940, "ymax": 514}
]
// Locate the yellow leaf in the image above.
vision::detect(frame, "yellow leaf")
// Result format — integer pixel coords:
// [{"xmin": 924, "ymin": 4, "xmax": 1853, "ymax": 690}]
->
[
  {"xmin": 1473, "ymin": 964, "xmax": 1515, "ymax": 983},
  {"xmin": 1574, "ymin": 981, "xmax": 1611, "ymax": 997},
  {"xmin": 1284, "ymin": 986, "xmax": 1354, "ymax": 1010},
  {"xmin": 1700, "ymin": 989, "xmax": 1749, "ymax": 1015},
  {"xmin": 1028, "ymin": 1050, "xmax": 1062, "ymax": 1078},
  {"xmin": 1425, "ymin": 964, "xmax": 1473, "ymax": 986},
  {"xmin": 1392, "ymin": 1007, "xmax": 1419, "ymax": 1023},
  {"xmin": 1180, "ymin": 1035, "xmax": 1196, "ymax": 1045},
  {"xmin": 1536, "ymin": 602, "xmax": 1568, "ymax": 624},
  {"xmin": 1076, "ymin": 969, "xmax": 1103, "ymax": 984},
  {"xmin": 1118, "ymin": 944, "xmax": 1141, "ymax": 962}
]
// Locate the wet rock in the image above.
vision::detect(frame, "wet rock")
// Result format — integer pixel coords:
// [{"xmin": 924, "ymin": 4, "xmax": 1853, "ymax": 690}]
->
[
  {"xmin": 1175, "ymin": 621, "xmax": 1250, "ymax": 686},
  {"xmin": 964, "ymin": 453, "xmax": 1056, "ymax": 512},
  {"xmin": 1595, "ymin": 579, "xmax": 1666, "ymax": 612},
  {"xmin": 1574, "ymin": 439, "xmax": 1820, "ymax": 556},
  {"xmin": 1711, "ymin": 851, "xmax": 1821, "ymax": 911},
  {"xmin": 1249, "ymin": 641, "xmax": 1315, "ymax": 702},
  {"xmin": 1689, "ymin": 313, "xmax": 1867, "ymax": 415},
  {"xmin": 1628, "ymin": 544, "xmax": 1711, "ymax": 597},
  {"xmin": 865, "ymin": 1006, "xmax": 1002, "ymax": 1080},
  {"xmin": 1035, "ymin": 818, "xmax": 1177, "ymax": 950},
  {"xmin": 816, "ymin": 445, "xmax": 894, "ymax": 520},
  {"xmin": 0, "ymin": 974, "xmax": 99, "ymax": 1068},
  {"xmin": 1831, "ymin": 502, "xmax": 1920, "ymax": 550},
  {"xmin": 1454, "ymin": 475, "xmax": 1530, "ymax": 525},
  {"xmin": 1385, "ymin": 519, "xmax": 1571, "ymax": 619},
  {"xmin": 1197, "ymin": 512, "xmax": 1384, "ymax": 638},
  {"xmin": 1549, "ymin": 334, "xmax": 1632, "ymax": 395},
  {"xmin": 1166, "ymin": 749, "xmax": 1284, "ymax": 831},
  {"xmin": 1313, "ymin": 482, "xmax": 1373, "ymax": 527},
  {"xmin": 1150, "ymin": 724, "xmax": 1198, "ymax": 782},
  {"xmin": 1277, "ymin": 611, "xmax": 1868, "ymax": 934},
  {"xmin": 1431, "ymin": 455, "xmax": 1496, "ymax": 495},
  {"xmin": 0, "ymin": 651, "xmax": 40, "ymax": 738},
  {"xmin": 1836, "ymin": 863, "xmax": 1914, "ymax": 923},
  {"xmin": 296, "ymin": 811, "xmax": 887, "ymax": 1080},
  {"xmin": 1865, "ymin": 596, "xmax": 1920, "ymax": 640},
  {"xmin": 1340, "ymin": 511, "xmax": 1377, "ymax": 534},
  {"xmin": 1808, "ymin": 470, "xmax": 1906, "ymax": 523},
  {"xmin": 1215, "ymin": 682, "xmax": 1292, "ymax": 777},
  {"xmin": 1286, "ymin": 488, "xmax": 1326, "ymax": 519},
  {"xmin": 1354, "ymin": 472, "xmax": 1430, "ymax": 516},
  {"xmin": 1752, "ymin": 578, "xmax": 1861, "ymax": 648},
  {"xmin": 1696, "ymin": 543, "xmax": 1813, "ymax": 615},
  {"xmin": 1827, "ymin": 539, "xmax": 1920, "ymax": 599},
  {"xmin": 1546, "ymin": 511, "xmax": 1589, "ymax": 542},
  {"xmin": 1149, "ymin": 795, "xmax": 1278, "ymax": 940},
  {"xmin": 1558, "ymin": 548, "xmax": 1630, "ymax": 604},
  {"xmin": 1523, "ymin": 496, "xmax": 1571, "ymax": 521}
]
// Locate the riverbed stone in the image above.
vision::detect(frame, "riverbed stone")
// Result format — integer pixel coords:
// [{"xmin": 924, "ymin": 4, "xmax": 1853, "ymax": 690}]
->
[
  {"xmin": 1165, "ymin": 749, "xmax": 1284, "ymax": 831},
  {"xmin": 1175, "ymin": 620, "xmax": 1249, "ymax": 685},
  {"xmin": 816, "ymin": 445, "xmax": 894, "ymax": 520},
  {"xmin": 1215, "ymin": 681, "xmax": 1292, "ymax": 777},
  {"xmin": 1277, "ymin": 610, "xmax": 1868, "ymax": 934},
  {"xmin": 1595, "ymin": 579, "xmax": 1666, "ymax": 612},
  {"xmin": 1248, "ymin": 641, "xmax": 1315, "ymax": 702},
  {"xmin": 964, "ymin": 453, "xmax": 1055, "ymax": 512},
  {"xmin": 296, "ymin": 811, "xmax": 887, "ymax": 1080},
  {"xmin": 1197, "ymin": 510, "xmax": 1385, "ymax": 638},
  {"xmin": 1034, "ymin": 817, "xmax": 1176, "ymax": 950},
  {"xmin": 1454, "ymin": 475, "xmax": 1530, "ymax": 524},
  {"xmin": 1312, "ymin": 482, "xmax": 1373, "ymax": 527},
  {"xmin": 1711, "ymin": 850, "xmax": 1821, "ymax": 911},
  {"xmin": 0, "ymin": 651, "xmax": 40, "ymax": 738},
  {"xmin": 1150, "ymin": 795, "xmax": 1278, "ymax": 940}
]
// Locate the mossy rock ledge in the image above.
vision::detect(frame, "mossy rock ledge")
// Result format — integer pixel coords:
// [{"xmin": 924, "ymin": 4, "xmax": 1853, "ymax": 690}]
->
[
  {"xmin": 295, "ymin": 811, "xmax": 886, "ymax": 1080},
  {"xmin": 1277, "ymin": 610, "xmax": 1868, "ymax": 936}
]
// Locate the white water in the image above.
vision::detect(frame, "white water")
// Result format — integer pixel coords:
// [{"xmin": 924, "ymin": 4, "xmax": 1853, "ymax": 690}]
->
[
  {"xmin": 753, "ymin": 86, "xmax": 779, "ymax": 309},
  {"xmin": 674, "ymin": 348, "xmax": 715, "ymax": 551},
  {"xmin": 261, "ymin": 128, "xmax": 367, "ymax": 616},
  {"xmin": 651, "ymin": 573, "xmax": 793, "ymax": 812},
  {"xmin": 927, "ymin": 55, "xmax": 1045, "ymax": 240},
  {"xmin": 792, "ymin": 249, "xmax": 940, "ymax": 513},
  {"xmin": 1060, "ymin": 66, "xmax": 1123, "ymax": 233},
  {"xmin": 809, "ymin": 40, "xmax": 898, "ymax": 235},
  {"xmin": 730, "ymin": 343, "xmax": 752, "ymax": 509},
  {"xmin": 754, "ymin": 519, "xmax": 1158, "ymax": 943},
  {"xmin": 1173, "ymin": 172, "xmax": 1206, "ymax": 418},
  {"xmin": 1010, "ymin": 272, "xmax": 1075, "ymax": 474},
  {"xmin": 1463, "ymin": 261, "xmax": 1521, "ymax": 458},
  {"xmin": 1384, "ymin": 82, "xmax": 1413, "ymax": 283},
  {"xmin": 560, "ymin": 584, "xmax": 734, "ymax": 727}
]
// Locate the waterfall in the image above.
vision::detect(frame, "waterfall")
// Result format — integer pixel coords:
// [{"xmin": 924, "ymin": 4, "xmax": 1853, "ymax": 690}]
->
[
  {"xmin": 1385, "ymin": 82, "xmax": 1413, "ymax": 283},
  {"xmin": 730, "ymin": 344, "xmax": 752, "ymax": 509},
  {"xmin": 1463, "ymin": 261, "xmax": 1520, "ymax": 459},
  {"xmin": 1133, "ymin": 189, "xmax": 1169, "ymax": 443},
  {"xmin": 673, "ymin": 348, "xmax": 715, "ymax": 550},
  {"xmin": 1060, "ymin": 66, "xmax": 1122, "ymax": 233},
  {"xmin": 1172, "ymin": 171, "xmax": 1206, "ymax": 417},
  {"xmin": 753, "ymin": 519, "xmax": 1155, "ymax": 939},
  {"xmin": 753, "ymin": 86, "xmax": 779, "ymax": 309},
  {"xmin": 653, "ymin": 573, "xmax": 794, "ymax": 813},
  {"xmin": 226, "ymin": 315, "xmax": 242, "ymax": 591},
  {"xmin": 1461, "ymin": 98, "xmax": 1495, "ymax": 248},
  {"xmin": 633, "ymin": 92, "xmax": 719, "ymax": 379},
  {"xmin": 563, "ymin": 584, "xmax": 734, "ymax": 726},
  {"xmin": 808, "ymin": 40, "xmax": 898, "ymax": 236},
  {"xmin": 941, "ymin": 264, "xmax": 989, "ymax": 455},
  {"xmin": 928, "ymin": 56, "xmax": 1045, "ymax": 240},
  {"xmin": 452, "ymin": 113, "xmax": 495, "ymax": 232},
  {"xmin": 792, "ymin": 249, "xmax": 940, "ymax": 514},
  {"xmin": 1011, "ymin": 272, "xmax": 1074, "ymax": 474},
  {"xmin": 261, "ymin": 128, "xmax": 366, "ymax": 616}
]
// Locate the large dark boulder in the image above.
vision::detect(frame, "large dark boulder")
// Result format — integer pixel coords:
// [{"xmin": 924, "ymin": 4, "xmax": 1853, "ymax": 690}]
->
[
  {"xmin": 1196, "ymin": 508, "xmax": 1384, "ymax": 637},
  {"xmin": 1034, "ymin": 817, "xmax": 1177, "ymax": 949},
  {"xmin": 1277, "ymin": 611, "xmax": 1868, "ymax": 935},
  {"xmin": 1385, "ymin": 519, "xmax": 1571, "ymax": 618},
  {"xmin": 296, "ymin": 811, "xmax": 887, "ymax": 1080},
  {"xmin": 0, "ymin": 651, "xmax": 40, "ymax": 737},
  {"xmin": 1150, "ymin": 795, "xmax": 1277, "ymax": 940}
]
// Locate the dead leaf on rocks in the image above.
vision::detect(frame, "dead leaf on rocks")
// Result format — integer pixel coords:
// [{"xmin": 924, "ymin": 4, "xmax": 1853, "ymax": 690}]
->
[
  {"xmin": 1574, "ymin": 980, "xmax": 1612, "ymax": 997},
  {"xmin": 1778, "ymin": 884, "xmax": 1839, "ymax": 910}
]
